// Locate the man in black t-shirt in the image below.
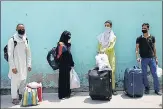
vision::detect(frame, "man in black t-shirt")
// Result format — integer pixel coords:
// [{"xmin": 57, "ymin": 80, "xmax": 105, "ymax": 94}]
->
[{"xmin": 136, "ymin": 23, "xmax": 161, "ymax": 95}]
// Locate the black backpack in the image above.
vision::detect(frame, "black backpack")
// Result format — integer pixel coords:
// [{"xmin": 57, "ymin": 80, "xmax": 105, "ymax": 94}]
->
[
  {"xmin": 4, "ymin": 37, "xmax": 28, "ymax": 62},
  {"xmin": 47, "ymin": 47, "xmax": 59, "ymax": 70}
]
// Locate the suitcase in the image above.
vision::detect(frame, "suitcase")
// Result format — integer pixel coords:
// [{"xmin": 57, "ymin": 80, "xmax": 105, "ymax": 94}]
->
[
  {"xmin": 124, "ymin": 66, "xmax": 144, "ymax": 97},
  {"xmin": 88, "ymin": 68, "xmax": 112, "ymax": 101}
]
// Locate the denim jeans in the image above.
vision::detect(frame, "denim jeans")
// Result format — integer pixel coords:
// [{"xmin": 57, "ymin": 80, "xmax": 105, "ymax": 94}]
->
[{"xmin": 141, "ymin": 58, "xmax": 159, "ymax": 92}]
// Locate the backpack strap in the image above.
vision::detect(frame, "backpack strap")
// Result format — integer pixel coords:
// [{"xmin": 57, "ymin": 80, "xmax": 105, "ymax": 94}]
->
[
  {"xmin": 144, "ymin": 35, "xmax": 155, "ymax": 57},
  {"xmin": 12, "ymin": 37, "xmax": 17, "ymax": 47},
  {"xmin": 11, "ymin": 37, "xmax": 28, "ymax": 47}
]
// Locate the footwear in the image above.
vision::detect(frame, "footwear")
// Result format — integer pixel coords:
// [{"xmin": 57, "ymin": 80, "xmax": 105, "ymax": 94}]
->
[
  {"xmin": 144, "ymin": 87, "xmax": 150, "ymax": 94},
  {"xmin": 155, "ymin": 91, "xmax": 162, "ymax": 95},
  {"xmin": 65, "ymin": 96, "xmax": 70, "ymax": 99},
  {"xmin": 59, "ymin": 98, "xmax": 65, "ymax": 100},
  {"xmin": 59, "ymin": 96, "xmax": 65, "ymax": 100},
  {"xmin": 12, "ymin": 99, "xmax": 19, "ymax": 105},
  {"xmin": 71, "ymin": 92, "xmax": 75, "ymax": 96},
  {"xmin": 112, "ymin": 90, "xmax": 118, "ymax": 95}
]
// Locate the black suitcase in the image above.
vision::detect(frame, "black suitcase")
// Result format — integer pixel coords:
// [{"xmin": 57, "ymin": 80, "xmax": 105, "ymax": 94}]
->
[{"xmin": 88, "ymin": 68, "xmax": 112, "ymax": 101}]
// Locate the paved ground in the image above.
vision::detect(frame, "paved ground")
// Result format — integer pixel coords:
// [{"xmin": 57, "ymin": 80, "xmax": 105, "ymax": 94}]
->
[{"xmin": 1, "ymin": 92, "xmax": 162, "ymax": 108}]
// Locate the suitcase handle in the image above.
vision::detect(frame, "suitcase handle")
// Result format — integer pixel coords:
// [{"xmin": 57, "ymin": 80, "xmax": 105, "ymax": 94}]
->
[{"xmin": 133, "ymin": 66, "xmax": 140, "ymax": 69}]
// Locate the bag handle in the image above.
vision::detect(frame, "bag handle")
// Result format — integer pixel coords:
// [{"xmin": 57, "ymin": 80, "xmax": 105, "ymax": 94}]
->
[{"xmin": 133, "ymin": 66, "xmax": 140, "ymax": 69}]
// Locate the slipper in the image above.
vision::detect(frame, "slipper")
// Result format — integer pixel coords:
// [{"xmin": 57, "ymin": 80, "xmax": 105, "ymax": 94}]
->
[{"xmin": 12, "ymin": 99, "xmax": 19, "ymax": 105}]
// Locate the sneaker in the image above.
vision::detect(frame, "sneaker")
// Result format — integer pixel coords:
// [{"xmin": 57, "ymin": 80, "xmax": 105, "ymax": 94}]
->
[
  {"xmin": 155, "ymin": 91, "xmax": 162, "ymax": 96},
  {"xmin": 112, "ymin": 90, "xmax": 118, "ymax": 95}
]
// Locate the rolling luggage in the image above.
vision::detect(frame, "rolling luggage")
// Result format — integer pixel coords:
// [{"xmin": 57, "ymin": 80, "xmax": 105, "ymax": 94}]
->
[
  {"xmin": 88, "ymin": 68, "xmax": 112, "ymax": 101},
  {"xmin": 124, "ymin": 66, "xmax": 144, "ymax": 97}
]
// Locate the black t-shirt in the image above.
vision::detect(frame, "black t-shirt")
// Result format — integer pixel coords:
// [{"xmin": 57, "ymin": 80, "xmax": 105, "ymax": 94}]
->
[{"xmin": 136, "ymin": 35, "xmax": 155, "ymax": 58}]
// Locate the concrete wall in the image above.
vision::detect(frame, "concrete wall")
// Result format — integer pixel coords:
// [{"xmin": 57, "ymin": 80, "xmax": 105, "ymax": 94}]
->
[{"xmin": 1, "ymin": 1, "xmax": 162, "ymax": 90}]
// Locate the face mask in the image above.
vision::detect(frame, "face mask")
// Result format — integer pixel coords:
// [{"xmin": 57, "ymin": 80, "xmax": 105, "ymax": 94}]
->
[
  {"xmin": 105, "ymin": 27, "xmax": 111, "ymax": 32},
  {"xmin": 18, "ymin": 29, "xmax": 25, "ymax": 35},
  {"xmin": 142, "ymin": 30, "xmax": 147, "ymax": 33},
  {"xmin": 68, "ymin": 39, "xmax": 71, "ymax": 43}
]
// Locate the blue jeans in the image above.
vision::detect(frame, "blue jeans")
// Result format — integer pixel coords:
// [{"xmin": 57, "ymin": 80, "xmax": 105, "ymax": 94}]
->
[{"xmin": 141, "ymin": 58, "xmax": 160, "ymax": 92}]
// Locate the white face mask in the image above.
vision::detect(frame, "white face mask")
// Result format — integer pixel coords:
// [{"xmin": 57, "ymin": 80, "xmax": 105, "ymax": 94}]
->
[
  {"xmin": 105, "ymin": 27, "xmax": 111, "ymax": 32},
  {"xmin": 68, "ymin": 39, "xmax": 71, "ymax": 43}
]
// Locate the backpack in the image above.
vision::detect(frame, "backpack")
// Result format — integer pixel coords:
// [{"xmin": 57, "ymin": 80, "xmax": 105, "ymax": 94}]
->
[
  {"xmin": 47, "ymin": 47, "xmax": 59, "ymax": 70},
  {"xmin": 4, "ymin": 37, "xmax": 28, "ymax": 62}
]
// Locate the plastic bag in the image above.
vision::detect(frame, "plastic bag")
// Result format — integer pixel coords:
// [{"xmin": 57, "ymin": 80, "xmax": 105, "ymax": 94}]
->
[
  {"xmin": 95, "ymin": 53, "xmax": 111, "ymax": 71},
  {"xmin": 157, "ymin": 65, "xmax": 162, "ymax": 78},
  {"xmin": 27, "ymin": 82, "xmax": 42, "ymax": 89},
  {"xmin": 70, "ymin": 68, "xmax": 80, "ymax": 89}
]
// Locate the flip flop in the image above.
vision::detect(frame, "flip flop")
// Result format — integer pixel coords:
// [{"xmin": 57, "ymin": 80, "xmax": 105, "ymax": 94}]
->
[{"xmin": 12, "ymin": 99, "xmax": 19, "ymax": 105}]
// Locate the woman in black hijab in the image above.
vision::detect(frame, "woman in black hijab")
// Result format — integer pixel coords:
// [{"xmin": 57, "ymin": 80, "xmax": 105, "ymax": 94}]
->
[{"xmin": 56, "ymin": 30, "xmax": 74, "ymax": 99}]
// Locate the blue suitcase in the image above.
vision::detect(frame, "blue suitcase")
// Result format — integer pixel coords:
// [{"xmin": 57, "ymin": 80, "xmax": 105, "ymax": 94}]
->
[{"xmin": 124, "ymin": 66, "xmax": 144, "ymax": 97}]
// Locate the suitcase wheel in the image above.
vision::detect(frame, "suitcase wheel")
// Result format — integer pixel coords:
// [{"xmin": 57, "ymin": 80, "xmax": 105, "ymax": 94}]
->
[
  {"xmin": 91, "ymin": 96, "xmax": 97, "ymax": 100},
  {"xmin": 105, "ymin": 97, "xmax": 111, "ymax": 101},
  {"xmin": 91, "ymin": 96, "xmax": 111, "ymax": 101}
]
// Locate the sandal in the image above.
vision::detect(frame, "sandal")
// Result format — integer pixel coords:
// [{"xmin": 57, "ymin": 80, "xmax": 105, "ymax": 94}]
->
[{"xmin": 12, "ymin": 99, "xmax": 19, "ymax": 105}]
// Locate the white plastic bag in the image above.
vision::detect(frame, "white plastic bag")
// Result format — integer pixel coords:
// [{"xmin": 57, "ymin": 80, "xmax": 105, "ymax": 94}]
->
[
  {"xmin": 27, "ymin": 82, "xmax": 42, "ymax": 89},
  {"xmin": 95, "ymin": 53, "xmax": 111, "ymax": 71},
  {"xmin": 70, "ymin": 68, "xmax": 80, "ymax": 89},
  {"xmin": 138, "ymin": 61, "xmax": 162, "ymax": 77},
  {"xmin": 157, "ymin": 65, "xmax": 162, "ymax": 78}
]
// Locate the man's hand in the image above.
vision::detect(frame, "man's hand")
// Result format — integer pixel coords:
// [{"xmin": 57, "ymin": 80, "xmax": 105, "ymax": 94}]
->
[
  {"xmin": 12, "ymin": 68, "xmax": 17, "ymax": 74},
  {"xmin": 137, "ymin": 58, "xmax": 141, "ymax": 62},
  {"xmin": 28, "ymin": 67, "xmax": 32, "ymax": 72}
]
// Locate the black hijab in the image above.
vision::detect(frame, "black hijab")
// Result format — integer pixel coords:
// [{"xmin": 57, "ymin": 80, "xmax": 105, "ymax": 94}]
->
[
  {"xmin": 56, "ymin": 30, "xmax": 71, "ymax": 59},
  {"xmin": 59, "ymin": 30, "xmax": 71, "ymax": 47}
]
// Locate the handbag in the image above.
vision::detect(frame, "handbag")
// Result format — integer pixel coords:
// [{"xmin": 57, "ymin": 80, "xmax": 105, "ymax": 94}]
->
[{"xmin": 21, "ymin": 87, "xmax": 38, "ymax": 107}]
